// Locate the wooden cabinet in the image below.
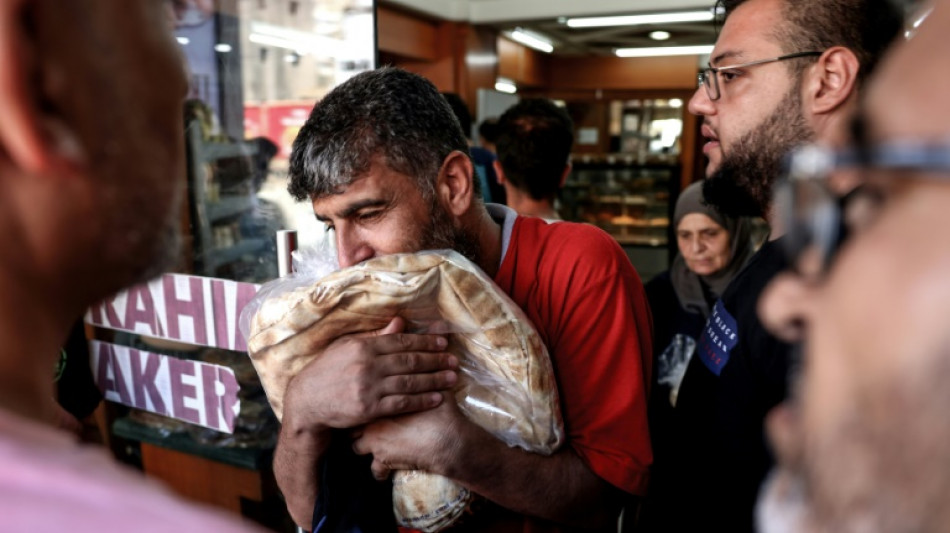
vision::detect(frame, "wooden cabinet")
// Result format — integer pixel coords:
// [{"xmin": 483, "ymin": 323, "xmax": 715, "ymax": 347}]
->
[{"xmin": 112, "ymin": 411, "xmax": 293, "ymax": 530}]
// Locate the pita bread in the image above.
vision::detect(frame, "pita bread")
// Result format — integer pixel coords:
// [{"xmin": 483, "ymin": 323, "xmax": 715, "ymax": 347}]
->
[{"xmin": 246, "ymin": 251, "xmax": 563, "ymax": 531}]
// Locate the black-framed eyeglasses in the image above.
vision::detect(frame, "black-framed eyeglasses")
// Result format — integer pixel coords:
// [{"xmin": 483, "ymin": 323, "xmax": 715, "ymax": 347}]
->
[
  {"xmin": 776, "ymin": 138, "xmax": 950, "ymax": 274},
  {"xmin": 698, "ymin": 51, "xmax": 823, "ymax": 101}
]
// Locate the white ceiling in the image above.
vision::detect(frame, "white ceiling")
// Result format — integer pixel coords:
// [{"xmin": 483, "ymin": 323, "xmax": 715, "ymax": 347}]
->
[
  {"xmin": 383, "ymin": 0, "xmax": 922, "ymax": 57},
  {"xmin": 382, "ymin": 0, "xmax": 719, "ymax": 56},
  {"xmin": 385, "ymin": 0, "xmax": 710, "ymax": 24}
]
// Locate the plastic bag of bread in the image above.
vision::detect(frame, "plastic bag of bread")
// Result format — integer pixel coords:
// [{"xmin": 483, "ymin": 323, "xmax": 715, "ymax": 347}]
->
[{"xmin": 239, "ymin": 249, "xmax": 564, "ymax": 532}]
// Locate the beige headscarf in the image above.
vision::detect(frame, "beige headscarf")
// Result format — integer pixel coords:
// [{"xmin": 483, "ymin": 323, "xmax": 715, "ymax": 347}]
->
[{"xmin": 669, "ymin": 181, "xmax": 755, "ymax": 317}]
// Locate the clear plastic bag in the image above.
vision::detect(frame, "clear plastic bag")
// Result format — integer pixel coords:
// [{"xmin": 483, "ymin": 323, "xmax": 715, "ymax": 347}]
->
[
  {"xmin": 657, "ymin": 333, "xmax": 697, "ymax": 407},
  {"xmin": 239, "ymin": 248, "xmax": 564, "ymax": 531}
]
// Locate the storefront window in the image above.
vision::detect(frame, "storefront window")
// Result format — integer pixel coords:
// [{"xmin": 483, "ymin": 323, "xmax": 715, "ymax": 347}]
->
[{"xmin": 173, "ymin": 0, "xmax": 375, "ymax": 283}]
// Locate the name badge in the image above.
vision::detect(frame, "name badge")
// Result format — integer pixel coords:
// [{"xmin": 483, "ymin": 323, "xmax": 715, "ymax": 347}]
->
[{"xmin": 697, "ymin": 299, "xmax": 738, "ymax": 376}]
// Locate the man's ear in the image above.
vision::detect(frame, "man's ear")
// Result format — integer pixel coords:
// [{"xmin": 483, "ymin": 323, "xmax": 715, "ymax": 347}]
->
[
  {"xmin": 437, "ymin": 150, "xmax": 475, "ymax": 217},
  {"xmin": 802, "ymin": 46, "xmax": 860, "ymax": 116},
  {"xmin": 0, "ymin": 0, "xmax": 83, "ymax": 175},
  {"xmin": 493, "ymin": 159, "xmax": 507, "ymax": 185}
]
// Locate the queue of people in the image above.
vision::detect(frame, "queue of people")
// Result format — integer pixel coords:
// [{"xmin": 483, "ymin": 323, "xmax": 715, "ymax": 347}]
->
[{"xmin": 3, "ymin": 0, "xmax": 950, "ymax": 531}]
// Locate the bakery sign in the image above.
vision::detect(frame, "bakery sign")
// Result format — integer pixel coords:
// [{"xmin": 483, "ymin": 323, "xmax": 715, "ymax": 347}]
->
[
  {"xmin": 86, "ymin": 273, "xmax": 261, "ymax": 433},
  {"xmin": 91, "ymin": 340, "xmax": 242, "ymax": 433}
]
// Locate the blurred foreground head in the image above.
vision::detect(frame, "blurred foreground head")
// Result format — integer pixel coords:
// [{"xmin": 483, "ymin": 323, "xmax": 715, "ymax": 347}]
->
[
  {"xmin": 0, "ymin": 0, "xmax": 188, "ymax": 315},
  {"xmin": 757, "ymin": 2, "xmax": 950, "ymax": 532}
]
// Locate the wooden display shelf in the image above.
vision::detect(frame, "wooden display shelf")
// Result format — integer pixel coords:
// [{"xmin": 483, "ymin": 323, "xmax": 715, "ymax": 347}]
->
[{"xmin": 112, "ymin": 417, "xmax": 292, "ymax": 530}]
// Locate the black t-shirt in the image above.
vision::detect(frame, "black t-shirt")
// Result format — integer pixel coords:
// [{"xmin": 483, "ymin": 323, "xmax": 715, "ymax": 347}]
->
[
  {"xmin": 639, "ymin": 272, "xmax": 712, "ymax": 532},
  {"xmin": 660, "ymin": 239, "xmax": 792, "ymax": 533},
  {"xmin": 644, "ymin": 271, "xmax": 710, "ymax": 360}
]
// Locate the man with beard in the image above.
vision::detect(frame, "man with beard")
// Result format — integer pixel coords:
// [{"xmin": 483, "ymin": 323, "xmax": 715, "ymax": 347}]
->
[
  {"xmin": 273, "ymin": 67, "xmax": 654, "ymax": 532},
  {"xmin": 757, "ymin": 2, "xmax": 950, "ymax": 530},
  {"xmin": 650, "ymin": 0, "xmax": 904, "ymax": 531},
  {"xmin": 0, "ymin": 1, "xmax": 264, "ymax": 531}
]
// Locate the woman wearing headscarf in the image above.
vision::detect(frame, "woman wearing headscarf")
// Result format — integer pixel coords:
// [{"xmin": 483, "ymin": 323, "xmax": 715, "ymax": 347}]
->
[
  {"xmin": 646, "ymin": 180, "xmax": 755, "ymax": 405},
  {"xmin": 637, "ymin": 180, "xmax": 756, "ymax": 531}
]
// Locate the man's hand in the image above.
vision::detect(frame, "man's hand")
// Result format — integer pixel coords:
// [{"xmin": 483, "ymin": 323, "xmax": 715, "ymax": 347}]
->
[
  {"xmin": 351, "ymin": 389, "xmax": 623, "ymax": 529},
  {"xmin": 282, "ymin": 317, "xmax": 459, "ymax": 431},
  {"xmin": 351, "ymin": 391, "xmax": 473, "ymax": 480},
  {"xmin": 274, "ymin": 316, "xmax": 459, "ymax": 530}
]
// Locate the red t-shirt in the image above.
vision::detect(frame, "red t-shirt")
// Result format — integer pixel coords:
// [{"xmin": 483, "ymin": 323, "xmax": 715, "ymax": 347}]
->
[
  {"xmin": 400, "ymin": 213, "xmax": 654, "ymax": 533},
  {"xmin": 493, "ymin": 216, "xmax": 654, "ymax": 497}
]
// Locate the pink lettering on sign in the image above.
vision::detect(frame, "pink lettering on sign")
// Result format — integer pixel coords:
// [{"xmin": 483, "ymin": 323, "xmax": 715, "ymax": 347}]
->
[
  {"xmin": 96, "ymin": 343, "xmax": 132, "ymax": 405},
  {"xmin": 129, "ymin": 349, "xmax": 166, "ymax": 414},
  {"xmin": 89, "ymin": 295, "xmax": 125, "ymax": 330},
  {"xmin": 168, "ymin": 357, "xmax": 202, "ymax": 425},
  {"xmin": 124, "ymin": 284, "xmax": 163, "ymax": 337},
  {"xmin": 201, "ymin": 364, "xmax": 241, "ymax": 433},
  {"xmin": 210, "ymin": 279, "xmax": 259, "ymax": 351},
  {"xmin": 91, "ymin": 341, "xmax": 241, "ymax": 433},
  {"xmin": 212, "ymin": 280, "xmax": 229, "ymax": 351},
  {"xmin": 164, "ymin": 276, "xmax": 208, "ymax": 346},
  {"xmin": 86, "ymin": 274, "xmax": 259, "ymax": 348}
]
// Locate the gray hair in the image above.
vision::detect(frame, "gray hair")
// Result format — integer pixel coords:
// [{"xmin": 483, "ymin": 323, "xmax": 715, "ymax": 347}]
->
[{"xmin": 287, "ymin": 67, "xmax": 471, "ymax": 202}]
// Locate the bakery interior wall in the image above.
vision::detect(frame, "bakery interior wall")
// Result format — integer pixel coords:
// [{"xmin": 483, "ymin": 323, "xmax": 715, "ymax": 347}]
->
[{"xmin": 377, "ymin": 2, "xmax": 705, "ymax": 279}]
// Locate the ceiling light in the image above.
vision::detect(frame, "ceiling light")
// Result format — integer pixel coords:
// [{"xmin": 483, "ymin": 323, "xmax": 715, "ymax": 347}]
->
[
  {"xmin": 176, "ymin": 36, "xmax": 190, "ymax": 45},
  {"xmin": 649, "ymin": 31, "xmax": 671, "ymax": 41},
  {"xmin": 615, "ymin": 45, "xmax": 714, "ymax": 58},
  {"xmin": 567, "ymin": 10, "xmax": 714, "ymax": 28},
  {"xmin": 495, "ymin": 78, "xmax": 517, "ymax": 94},
  {"xmin": 467, "ymin": 53, "xmax": 497, "ymax": 67},
  {"xmin": 508, "ymin": 29, "xmax": 554, "ymax": 54},
  {"xmin": 248, "ymin": 21, "xmax": 344, "ymax": 56},
  {"xmin": 214, "ymin": 43, "xmax": 233, "ymax": 53}
]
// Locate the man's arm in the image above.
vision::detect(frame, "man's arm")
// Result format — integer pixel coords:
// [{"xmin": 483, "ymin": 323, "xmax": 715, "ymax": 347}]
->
[
  {"xmin": 271, "ymin": 318, "xmax": 459, "ymax": 530},
  {"xmin": 273, "ymin": 411, "xmax": 331, "ymax": 529},
  {"xmin": 451, "ymin": 423, "xmax": 625, "ymax": 527},
  {"xmin": 353, "ymin": 398, "xmax": 624, "ymax": 528}
]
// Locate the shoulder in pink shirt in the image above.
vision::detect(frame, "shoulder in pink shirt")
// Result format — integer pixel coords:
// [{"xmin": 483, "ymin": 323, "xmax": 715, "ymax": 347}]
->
[{"xmin": 0, "ymin": 408, "xmax": 265, "ymax": 533}]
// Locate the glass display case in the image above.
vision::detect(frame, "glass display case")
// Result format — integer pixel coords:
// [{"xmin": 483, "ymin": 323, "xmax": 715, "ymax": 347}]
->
[
  {"xmin": 562, "ymin": 161, "xmax": 675, "ymax": 247},
  {"xmin": 561, "ymin": 160, "xmax": 677, "ymax": 281},
  {"xmin": 557, "ymin": 96, "xmax": 687, "ymax": 280}
]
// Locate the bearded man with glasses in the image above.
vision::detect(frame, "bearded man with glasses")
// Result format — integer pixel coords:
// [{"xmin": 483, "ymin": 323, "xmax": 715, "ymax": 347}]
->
[{"xmin": 641, "ymin": 0, "xmax": 905, "ymax": 531}]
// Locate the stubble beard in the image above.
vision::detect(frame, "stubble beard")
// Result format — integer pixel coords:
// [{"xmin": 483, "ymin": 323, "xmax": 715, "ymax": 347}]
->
[
  {"xmin": 703, "ymin": 86, "xmax": 814, "ymax": 218},
  {"xmin": 419, "ymin": 198, "xmax": 482, "ymax": 267}
]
